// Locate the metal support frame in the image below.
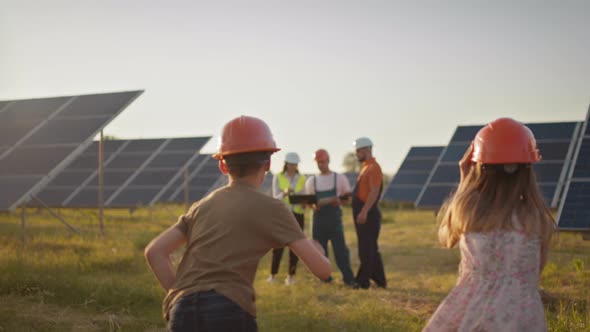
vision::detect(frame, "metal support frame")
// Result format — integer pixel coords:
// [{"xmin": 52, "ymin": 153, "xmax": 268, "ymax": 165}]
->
[
  {"xmin": 415, "ymin": 145, "xmax": 449, "ymax": 207},
  {"xmin": 62, "ymin": 140, "xmax": 130, "ymax": 206},
  {"xmin": 556, "ymin": 105, "xmax": 590, "ymax": 229},
  {"xmin": 169, "ymin": 156, "xmax": 211, "ymax": 201},
  {"xmin": 105, "ymin": 139, "xmax": 171, "ymax": 206},
  {"xmin": 31, "ymin": 196, "xmax": 79, "ymax": 234},
  {"xmin": 552, "ymin": 123, "xmax": 582, "ymax": 208},
  {"xmin": 98, "ymin": 130, "xmax": 105, "ymax": 237},
  {"xmin": 184, "ymin": 165, "xmax": 190, "ymax": 211}
]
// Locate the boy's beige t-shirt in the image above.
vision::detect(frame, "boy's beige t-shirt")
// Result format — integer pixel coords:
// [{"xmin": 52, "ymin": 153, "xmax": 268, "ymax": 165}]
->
[{"xmin": 163, "ymin": 181, "xmax": 306, "ymax": 318}]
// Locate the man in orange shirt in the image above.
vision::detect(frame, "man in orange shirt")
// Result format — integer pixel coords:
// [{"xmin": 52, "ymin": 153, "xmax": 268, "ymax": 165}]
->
[{"xmin": 352, "ymin": 137, "xmax": 387, "ymax": 289}]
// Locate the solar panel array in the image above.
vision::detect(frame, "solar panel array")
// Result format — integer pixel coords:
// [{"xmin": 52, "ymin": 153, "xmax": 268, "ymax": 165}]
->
[
  {"xmin": 382, "ymin": 146, "xmax": 444, "ymax": 203},
  {"xmin": 164, "ymin": 154, "xmax": 225, "ymax": 204},
  {"xmin": 558, "ymin": 108, "xmax": 590, "ymax": 230},
  {"xmin": 415, "ymin": 122, "xmax": 580, "ymax": 208},
  {"xmin": 34, "ymin": 137, "xmax": 210, "ymax": 208},
  {"xmin": 0, "ymin": 91, "xmax": 142, "ymax": 211}
]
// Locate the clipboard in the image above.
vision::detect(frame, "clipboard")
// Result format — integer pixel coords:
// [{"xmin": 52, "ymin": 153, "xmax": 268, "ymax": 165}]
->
[{"xmin": 288, "ymin": 194, "xmax": 318, "ymax": 204}]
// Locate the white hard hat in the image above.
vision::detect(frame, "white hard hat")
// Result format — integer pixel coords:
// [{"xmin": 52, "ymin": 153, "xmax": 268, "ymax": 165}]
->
[
  {"xmin": 284, "ymin": 152, "xmax": 300, "ymax": 164},
  {"xmin": 354, "ymin": 137, "xmax": 373, "ymax": 149}
]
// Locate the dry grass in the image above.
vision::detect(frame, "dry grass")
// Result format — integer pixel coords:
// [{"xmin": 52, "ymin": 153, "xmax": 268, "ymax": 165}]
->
[{"xmin": 0, "ymin": 205, "xmax": 588, "ymax": 331}]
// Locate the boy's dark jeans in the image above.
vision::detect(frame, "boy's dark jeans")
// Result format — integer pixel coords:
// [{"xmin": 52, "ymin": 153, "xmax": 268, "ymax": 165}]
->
[{"xmin": 168, "ymin": 290, "xmax": 257, "ymax": 332}]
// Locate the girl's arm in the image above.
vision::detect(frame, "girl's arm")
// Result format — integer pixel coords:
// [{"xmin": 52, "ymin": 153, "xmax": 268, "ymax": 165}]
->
[
  {"xmin": 145, "ymin": 226, "xmax": 187, "ymax": 291},
  {"xmin": 288, "ymin": 238, "xmax": 331, "ymax": 280}
]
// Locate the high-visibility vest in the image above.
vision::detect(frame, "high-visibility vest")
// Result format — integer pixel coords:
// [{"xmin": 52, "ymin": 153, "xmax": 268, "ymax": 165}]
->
[{"xmin": 277, "ymin": 172, "xmax": 306, "ymax": 214}]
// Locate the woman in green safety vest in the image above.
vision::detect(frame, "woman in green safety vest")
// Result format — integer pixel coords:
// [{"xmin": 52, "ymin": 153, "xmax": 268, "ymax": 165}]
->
[{"xmin": 267, "ymin": 152, "xmax": 307, "ymax": 285}]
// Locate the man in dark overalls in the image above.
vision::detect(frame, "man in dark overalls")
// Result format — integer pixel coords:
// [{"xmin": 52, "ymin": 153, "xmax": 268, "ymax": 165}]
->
[
  {"xmin": 305, "ymin": 149, "xmax": 356, "ymax": 286},
  {"xmin": 352, "ymin": 137, "xmax": 386, "ymax": 289}
]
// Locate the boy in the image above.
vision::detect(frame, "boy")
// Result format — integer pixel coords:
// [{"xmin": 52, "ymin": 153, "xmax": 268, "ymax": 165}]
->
[{"xmin": 145, "ymin": 115, "xmax": 330, "ymax": 331}]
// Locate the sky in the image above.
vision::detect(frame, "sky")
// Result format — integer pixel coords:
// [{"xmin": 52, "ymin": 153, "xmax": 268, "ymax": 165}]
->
[{"xmin": 1, "ymin": 0, "xmax": 589, "ymax": 175}]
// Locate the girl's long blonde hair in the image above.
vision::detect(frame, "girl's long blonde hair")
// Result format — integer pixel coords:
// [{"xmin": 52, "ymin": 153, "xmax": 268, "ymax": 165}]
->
[{"xmin": 438, "ymin": 163, "xmax": 555, "ymax": 248}]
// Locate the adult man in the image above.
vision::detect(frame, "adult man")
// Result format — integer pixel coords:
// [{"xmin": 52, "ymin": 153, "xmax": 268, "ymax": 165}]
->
[
  {"xmin": 305, "ymin": 148, "xmax": 356, "ymax": 286},
  {"xmin": 352, "ymin": 137, "xmax": 386, "ymax": 289}
]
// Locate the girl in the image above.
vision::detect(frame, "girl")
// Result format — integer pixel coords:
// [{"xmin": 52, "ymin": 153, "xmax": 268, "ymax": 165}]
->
[
  {"xmin": 423, "ymin": 118, "xmax": 555, "ymax": 332},
  {"xmin": 268, "ymin": 152, "xmax": 307, "ymax": 285}
]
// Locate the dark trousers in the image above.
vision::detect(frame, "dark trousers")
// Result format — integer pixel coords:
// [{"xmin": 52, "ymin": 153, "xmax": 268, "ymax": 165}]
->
[
  {"xmin": 270, "ymin": 212, "xmax": 304, "ymax": 275},
  {"xmin": 353, "ymin": 202, "xmax": 387, "ymax": 289},
  {"xmin": 312, "ymin": 213, "xmax": 355, "ymax": 285},
  {"xmin": 167, "ymin": 290, "xmax": 257, "ymax": 332}
]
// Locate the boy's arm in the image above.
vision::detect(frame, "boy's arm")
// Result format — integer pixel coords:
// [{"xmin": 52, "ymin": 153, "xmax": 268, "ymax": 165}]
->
[
  {"xmin": 288, "ymin": 238, "xmax": 331, "ymax": 281},
  {"xmin": 145, "ymin": 226, "xmax": 187, "ymax": 291}
]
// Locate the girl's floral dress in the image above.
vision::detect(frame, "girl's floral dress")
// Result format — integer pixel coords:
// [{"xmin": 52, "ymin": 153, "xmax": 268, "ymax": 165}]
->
[{"xmin": 423, "ymin": 231, "xmax": 547, "ymax": 332}]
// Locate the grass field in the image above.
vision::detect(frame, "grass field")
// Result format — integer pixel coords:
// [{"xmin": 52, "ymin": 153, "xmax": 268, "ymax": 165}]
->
[{"xmin": 0, "ymin": 205, "xmax": 588, "ymax": 331}]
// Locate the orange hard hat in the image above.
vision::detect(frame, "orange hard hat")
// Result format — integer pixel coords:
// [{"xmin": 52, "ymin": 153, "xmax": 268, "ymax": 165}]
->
[
  {"xmin": 314, "ymin": 149, "xmax": 329, "ymax": 161},
  {"xmin": 213, "ymin": 115, "xmax": 280, "ymax": 160},
  {"xmin": 472, "ymin": 117, "xmax": 541, "ymax": 164}
]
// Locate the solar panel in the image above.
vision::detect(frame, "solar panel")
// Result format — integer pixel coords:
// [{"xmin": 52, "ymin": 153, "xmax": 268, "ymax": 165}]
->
[
  {"xmin": 0, "ymin": 178, "xmax": 42, "ymax": 209},
  {"xmin": 572, "ymin": 138, "xmax": 590, "ymax": 178},
  {"xmin": 430, "ymin": 165, "xmax": 460, "ymax": 183},
  {"xmin": 0, "ymin": 101, "xmax": 10, "ymax": 111},
  {"xmin": 440, "ymin": 143, "xmax": 471, "ymax": 163},
  {"xmin": 398, "ymin": 159, "xmax": 438, "ymax": 171},
  {"xmin": 48, "ymin": 170, "xmax": 95, "ymax": 186},
  {"xmin": 389, "ymin": 173, "xmax": 430, "ymax": 186},
  {"xmin": 449, "ymin": 126, "xmax": 481, "ymax": 142},
  {"xmin": 0, "ymin": 146, "xmax": 75, "ymax": 174},
  {"xmin": 557, "ymin": 108, "xmax": 590, "ymax": 230},
  {"xmin": 23, "ymin": 118, "xmax": 112, "ymax": 145},
  {"xmin": 164, "ymin": 157, "xmax": 280, "ymax": 204},
  {"xmin": 382, "ymin": 187, "xmax": 423, "ymax": 202},
  {"xmin": 35, "ymin": 188, "xmax": 77, "ymax": 206},
  {"xmin": 558, "ymin": 182, "xmax": 590, "ymax": 230},
  {"xmin": 33, "ymin": 137, "xmax": 210, "ymax": 208},
  {"xmin": 416, "ymin": 122, "xmax": 580, "ymax": 208},
  {"xmin": 165, "ymin": 155, "xmax": 225, "ymax": 203},
  {"xmin": 67, "ymin": 188, "xmax": 116, "ymax": 207},
  {"xmin": 0, "ymin": 91, "xmax": 142, "ymax": 211},
  {"xmin": 382, "ymin": 146, "xmax": 444, "ymax": 203},
  {"xmin": 418, "ymin": 185, "xmax": 456, "ymax": 208}
]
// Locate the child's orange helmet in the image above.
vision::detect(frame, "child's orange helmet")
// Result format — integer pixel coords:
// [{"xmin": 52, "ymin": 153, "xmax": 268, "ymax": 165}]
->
[
  {"xmin": 213, "ymin": 115, "xmax": 280, "ymax": 160},
  {"xmin": 472, "ymin": 117, "xmax": 541, "ymax": 164}
]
